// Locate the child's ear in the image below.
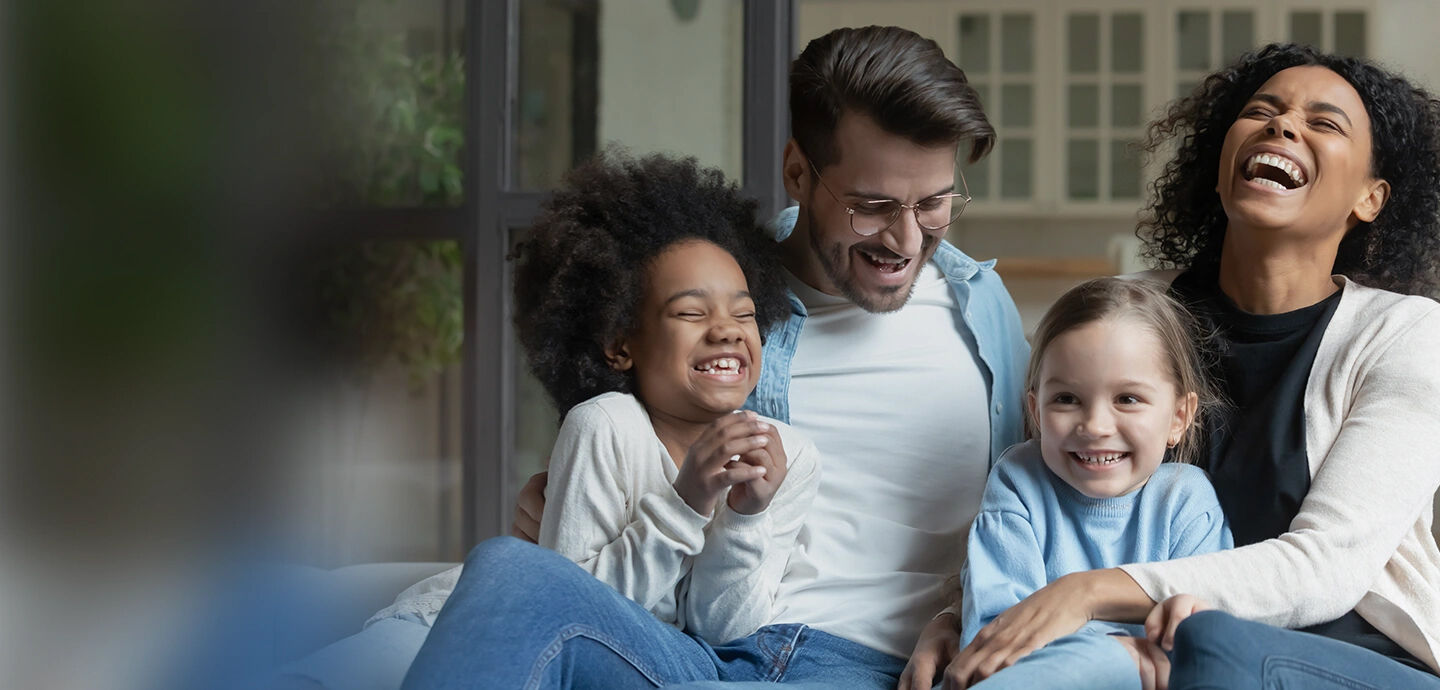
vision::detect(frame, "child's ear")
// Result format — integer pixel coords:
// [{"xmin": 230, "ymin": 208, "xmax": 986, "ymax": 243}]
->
[
  {"xmin": 604, "ymin": 340, "xmax": 634, "ymax": 372},
  {"xmin": 1169, "ymin": 391, "xmax": 1200, "ymax": 447}
]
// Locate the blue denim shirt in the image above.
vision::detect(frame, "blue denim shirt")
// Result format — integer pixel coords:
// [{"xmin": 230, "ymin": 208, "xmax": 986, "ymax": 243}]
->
[{"xmin": 744, "ymin": 206, "xmax": 1029, "ymax": 466}]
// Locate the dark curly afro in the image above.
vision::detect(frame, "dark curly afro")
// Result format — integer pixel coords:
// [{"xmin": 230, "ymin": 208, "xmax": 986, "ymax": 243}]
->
[
  {"xmin": 512, "ymin": 150, "xmax": 791, "ymax": 417},
  {"xmin": 1139, "ymin": 43, "xmax": 1440, "ymax": 297}
]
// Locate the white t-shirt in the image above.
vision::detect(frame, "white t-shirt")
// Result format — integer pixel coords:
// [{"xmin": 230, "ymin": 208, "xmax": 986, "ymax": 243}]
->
[{"xmin": 767, "ymin": 262, "xmax": 991, "ymax": 657}]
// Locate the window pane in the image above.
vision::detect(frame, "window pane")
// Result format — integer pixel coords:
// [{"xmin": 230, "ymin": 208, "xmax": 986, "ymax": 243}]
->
[
  {"xmin": 518, "ymin": 0, "xmax": 744, "ymax": 190},
  {"xmin": 1112, "ymin": 84, "xmax": 1142, "ymax": 128},
  {"xmin": 1290, "ymin": 11, "xmax": 1322, "ymax": 49},
  {"xmin": 962, "ymin": 156, "xmax": 991, "ymax": 200},
  {"xmin": 1112, "ymin": 13, "xmax": 1143, "ymax": 73},
  {"xmin": 974, "ymin": 83, "xmax": 993, "ymax": 116},
  {"xmin": 958, "ymin": 14, "xmax": 991, "ymax": 73},
  {"xmin": 1001, "ymin": 14, "xmax": 1034, "ymax": 74},
  {"xmin": 1221, "ymin": 11, "xmax": 1255, "ymax": 64},
  {"xmin": 315, "ymin": 0, "xmax": 466, "ymax": 207},
  {"xmin": 1335, "ymin": 12, "xmax": 1367, "ymax": 57},
  {"xmin": 1001, "ymin": 84, "xmax": 1033, "ymax": 128},
  {"xmin": 1068, "ymin": 14, "xmax": 1100, "ymax": 74},
  {"xmin": 1111, "ymin": 140, "xmax": 1142, "ymax": 199},
  {"xmin": 1000, "ymin": 138, "xmax": 1032, "ymax": 199},
  {"xmin": 1178, "ymin": 81, "xmax": 1197, "ymax": 99},
  {"xmin": 308, "ymin": 239, "xmax": 465, "ymax": 562},
  {"xmin": 1068, "ymin": 84, "xmax": 1099, "ymax": 128},
  {"xmin": 1068, "ymin": 139, "xmax": 1099, "ymax": 200},
  {"xmin": 1177, "ymin": 11, "xmax": 1211, "ymax": 71}
]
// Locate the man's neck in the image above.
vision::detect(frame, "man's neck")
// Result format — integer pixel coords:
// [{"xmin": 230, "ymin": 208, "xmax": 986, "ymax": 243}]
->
[{"xmin": 779, "ymin": 210, "xmax": 840, "ymax": 296}]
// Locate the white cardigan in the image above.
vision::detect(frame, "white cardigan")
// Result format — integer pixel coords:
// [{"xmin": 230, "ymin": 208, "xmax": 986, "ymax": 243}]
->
[{"xmin": 1119, "ymin": 274, "xmax": 1440, "ymax": 672}]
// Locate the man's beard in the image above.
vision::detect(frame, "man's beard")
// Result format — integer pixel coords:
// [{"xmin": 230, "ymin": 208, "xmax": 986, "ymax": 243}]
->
[{"xmin": 806, "ymin": 207, "xmax": 935, "ymax": 314}]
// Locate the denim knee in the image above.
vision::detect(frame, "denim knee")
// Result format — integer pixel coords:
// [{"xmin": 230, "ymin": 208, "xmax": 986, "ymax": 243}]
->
[
  {"xmin": 464, "ymin": 535, "xmax": 574, "ymax": 577},
  {"xmin": 1172, "ymin": 609, "xmax": 1243, "ymax": 659}
]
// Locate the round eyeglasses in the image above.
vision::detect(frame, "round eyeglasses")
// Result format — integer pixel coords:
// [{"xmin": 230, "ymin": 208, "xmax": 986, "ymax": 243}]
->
[{"xmin": 808, "ymin": 160, "xmax": 972, "ymax": 237}]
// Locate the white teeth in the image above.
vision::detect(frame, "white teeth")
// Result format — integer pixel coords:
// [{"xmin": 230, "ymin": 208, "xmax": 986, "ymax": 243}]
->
[
  {"xmin": 1244, "ymin": 153, "xmax": 1306, "ymax": 187},
  {"xmin": 695, "ymin": 357, "xmax": 740, "ymax": 373},
  {"xmin": 1074, "ymin": 451, "xmax": 1126, "ymax": 465},
  {"xmin": 859, "ymin": 248, "xmax": 907, "ymax": 265}
]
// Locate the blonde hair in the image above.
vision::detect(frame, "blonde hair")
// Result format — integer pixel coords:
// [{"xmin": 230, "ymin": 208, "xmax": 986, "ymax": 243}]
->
[{"xmin": 1025, "ymin": 277, "xmax": 1219, "ymax": 464}]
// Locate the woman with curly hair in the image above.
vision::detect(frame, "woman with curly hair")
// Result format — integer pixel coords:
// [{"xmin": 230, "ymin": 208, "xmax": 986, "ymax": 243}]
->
[{"xmin": 907, "ymin": 43, "xmax": 1440, "ymax": 689}]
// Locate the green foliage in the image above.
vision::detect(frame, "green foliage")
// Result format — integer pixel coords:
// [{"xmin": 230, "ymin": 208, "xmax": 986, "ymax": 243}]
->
[{"xmin": 316, "ymin": 7, "xmax": 466, "ymax": 390}]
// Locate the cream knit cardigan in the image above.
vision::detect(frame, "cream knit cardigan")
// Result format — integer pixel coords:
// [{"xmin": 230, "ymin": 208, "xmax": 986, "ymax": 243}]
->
[{"xmin": 1119, "ymin": 273, "xmax": 1440, "ymax": 672}]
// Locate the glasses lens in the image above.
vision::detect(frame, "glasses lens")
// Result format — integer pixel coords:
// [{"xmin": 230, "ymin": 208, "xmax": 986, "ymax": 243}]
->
[
  {"xmin": 916, "ymin": 195, "xmax": 969, "ymax": 230},
  {"xmin": 849, "ymin": 202, "xmax": 899, "ymax": 236}
]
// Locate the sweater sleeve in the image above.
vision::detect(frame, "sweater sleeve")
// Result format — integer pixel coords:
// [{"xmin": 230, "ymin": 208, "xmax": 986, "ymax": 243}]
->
[
  {"xmin": 1121, "ymin": 305, "xmax": 1440, "ymax": 628},
  {"xmin": 960, "ymin": 461, "xmax": 1048, "ymax": 647},
  {"xmin": 538, "ymin": 401, "xmax": 710, "ymax": 613},
  {"xmin": 1167, "ymin": 471, "xmax": 1234, "ymax": 560},
  {"xmin": 682, "ymin": 430, "xmax": 821, "ymax": 644}
]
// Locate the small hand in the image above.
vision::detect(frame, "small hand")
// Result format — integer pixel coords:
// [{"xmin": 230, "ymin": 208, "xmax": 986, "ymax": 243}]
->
[
  {"xmin": 726, "ymin": 424, "xmax": 787, "ymax": 515},
  {"xmin": 672, "ymin": 411, "xmax": 773, "ymax": 516},
  {"xmin": 1113, "ymin": 636, "xmax": 1170, "ymax": 690},
  {"xmin": 946, "ymin": 574, "xmax": 1092, "ymax": 687},
  {"xmin": 1145, "ymin": 593, "xmax": 1213, "ymax": 652},
  {"xmin": 897, "ymin": 612, "xmax": 959, "ymax": 690},
  {"xmin": 510, "ymin": 470, "xmax": 548, "ymax": 543}
]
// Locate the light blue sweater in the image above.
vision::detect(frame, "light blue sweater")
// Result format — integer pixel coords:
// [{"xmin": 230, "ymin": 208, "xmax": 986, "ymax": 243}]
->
[{"xmin": 960, "ymin": 440, "xmax": 1233, "ymax": 645}]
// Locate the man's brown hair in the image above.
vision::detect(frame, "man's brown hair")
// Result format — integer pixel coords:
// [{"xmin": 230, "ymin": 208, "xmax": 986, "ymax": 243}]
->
[{"xmin": 790, "ymin": 26, "xmax": 995, "ymax": 169}]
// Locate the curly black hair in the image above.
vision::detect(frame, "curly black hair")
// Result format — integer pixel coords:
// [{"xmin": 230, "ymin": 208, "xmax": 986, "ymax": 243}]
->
[
  {"xmin": 512, "ymin": 151, "xmax": 791, "ymax": 417},
  {"xmin": 1139, "ymin": 43, "xmax": 1440, "ymax": 297}
]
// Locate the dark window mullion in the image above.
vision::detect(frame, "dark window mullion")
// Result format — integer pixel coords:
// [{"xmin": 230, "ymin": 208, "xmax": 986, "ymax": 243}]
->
[
  {"xmin": 462, "ymin": 0, "xmax": 510, "ymax": 547},
  {"xmin": 742, "ymin": 0, "xmax": 794, "ymax": 219},
  {"xmin": 317, "ymin": 207, "xmax": 465, "ymax": 241}
]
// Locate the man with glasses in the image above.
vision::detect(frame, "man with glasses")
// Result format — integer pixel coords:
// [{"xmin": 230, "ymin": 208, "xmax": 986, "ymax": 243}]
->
[{"xmin": 404, "ymin": 25, "xmax": 1027, "ymax": 690}]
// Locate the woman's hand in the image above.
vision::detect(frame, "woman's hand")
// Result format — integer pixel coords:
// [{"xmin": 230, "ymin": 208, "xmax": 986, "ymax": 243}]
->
[
  {"xmin": 672, "ymin": 411, "xmax": 773, "ymax": 516},
  {"xmin": 1113, "ymin": 636, "xmax": 1171, "ymax": 690},
  {"xmin": 948, "ymin": 569, "xmax": 1155, "ymax": 686},
  {"xmin": 725, "ymin": 424, "xmax": 787, "ymax": 515},
  {"xmin": 1145, "ymin": 594, "xmax": 1213, "ymax": 651},
  {"xmin": 897, "ymin": 612, "xmax": 959, "ymax": 690}
]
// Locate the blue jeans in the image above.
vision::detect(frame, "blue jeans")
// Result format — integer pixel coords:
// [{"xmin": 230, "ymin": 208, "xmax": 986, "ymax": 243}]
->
[
  {"xmin": 1170, "ymin": 610, "xmax": 1440, "ymax": 689},
  {"xmin": 970, "ymin": 632, "xmax": 1140, "ymax": 690},
  {"xmin": 400, "ymin": 537, "xmax": 906, "ymax": 689}
]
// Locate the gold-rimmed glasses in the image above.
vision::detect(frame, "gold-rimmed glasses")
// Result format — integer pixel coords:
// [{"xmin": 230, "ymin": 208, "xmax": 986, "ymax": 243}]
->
[{"xmin": 807, "ymin": 160, "xmax": 972, "ymax": 237}]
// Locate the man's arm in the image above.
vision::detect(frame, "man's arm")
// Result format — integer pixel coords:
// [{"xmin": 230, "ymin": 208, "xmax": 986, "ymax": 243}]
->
[{"xmin": 510, "ymin": 471, "xmax": 548, "ymax": 543}]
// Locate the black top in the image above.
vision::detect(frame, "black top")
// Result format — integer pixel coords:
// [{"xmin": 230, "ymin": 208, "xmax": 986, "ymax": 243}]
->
[{"xmin": 1170, "ymin": 267, "xmax": 1427, "ymax": 672}]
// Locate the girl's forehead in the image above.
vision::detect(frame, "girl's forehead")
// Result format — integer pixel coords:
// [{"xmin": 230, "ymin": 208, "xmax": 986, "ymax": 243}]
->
[
  {"xmin": 1040, "ymin": 317, "xmax": 1174, "ymax": 374},
  {"xmin": 641, "ymin": 239, "xmax": 749, "ymax": 301}
]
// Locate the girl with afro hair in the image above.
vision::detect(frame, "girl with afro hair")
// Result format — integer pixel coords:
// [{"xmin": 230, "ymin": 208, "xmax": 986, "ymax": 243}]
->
[{"xmin": 501, "ymin": 150, "xmax": 820, "ymax": 654}]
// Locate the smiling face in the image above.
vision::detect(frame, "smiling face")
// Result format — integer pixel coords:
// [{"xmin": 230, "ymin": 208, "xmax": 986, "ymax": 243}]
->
[
  {"xmin": 607, "ymin": 239, "xmax": 763, "ymax": 425},
  {"xmin": 1028, "ymin": 318, "xmax": 1197, "ymax": 499},
  {"xmin": 1217, "ymin": 65, "xmax": 1389, "ymax": 245},
  {"xmin": 782, "ymin": 112, "xmax": 958, "ymax": 313}
]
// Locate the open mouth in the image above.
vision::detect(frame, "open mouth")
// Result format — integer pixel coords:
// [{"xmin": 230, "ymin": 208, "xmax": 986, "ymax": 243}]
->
[
  {"xmin": 692, "ymin": 356, "xmax": 746, "ymax": 381},
  {"xmin": 1242, "ymin": 152, "xmax": 1307, "ymax": 191},
  {"xmin": 855, "ymin": 246, "xmax": 911, "ymax": 275},
  {"xmin": 1068, "ymin": 450, "xmax": 1130, "ymax": 468}
]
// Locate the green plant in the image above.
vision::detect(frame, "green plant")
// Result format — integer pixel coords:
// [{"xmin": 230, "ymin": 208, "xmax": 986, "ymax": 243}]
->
[{"xmin": 315, "ymin": 8, "xmax": 466, "ymax": 390}]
